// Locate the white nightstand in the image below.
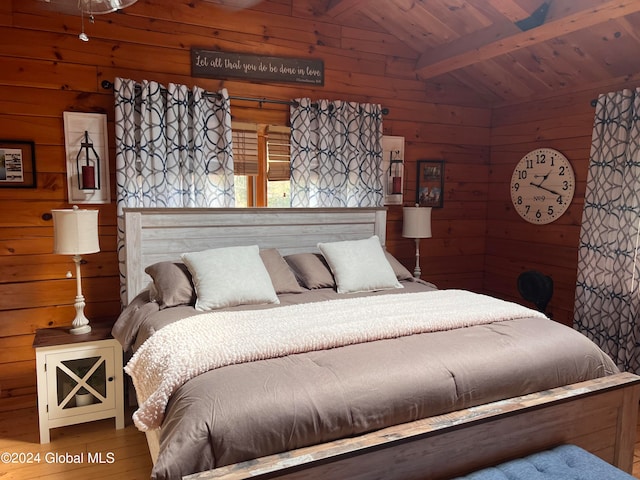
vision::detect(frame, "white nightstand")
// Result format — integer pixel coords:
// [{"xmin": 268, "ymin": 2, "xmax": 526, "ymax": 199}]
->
[{"xmin": 33, "ymin": 325, "xmax": 125, "ymax": 443}]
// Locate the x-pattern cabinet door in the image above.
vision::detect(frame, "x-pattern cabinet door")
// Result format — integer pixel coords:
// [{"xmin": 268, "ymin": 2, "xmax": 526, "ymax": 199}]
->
[
  {"xmin": 45, "ymin": 344, "xmax": 116, "ymax": 419},
  {"xmin": 34, "ymin": 333, "xmax": 124, "ymax": 444}
]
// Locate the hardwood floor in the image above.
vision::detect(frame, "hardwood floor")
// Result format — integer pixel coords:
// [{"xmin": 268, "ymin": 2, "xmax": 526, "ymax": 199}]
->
[
  {"xmin": 0, "ymin": 405, "xmax": 638, "ymax": 479},
  {"xmin": 0, "ymin": 406, "xmax": 152, "ymax": 479}
]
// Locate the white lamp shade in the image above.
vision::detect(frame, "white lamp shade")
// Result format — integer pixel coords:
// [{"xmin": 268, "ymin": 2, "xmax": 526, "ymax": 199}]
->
[
  {"xmin": 52, "ymin": 208, "xmax": 100, "ymax": 255},
  {"xmin": 402, "ymin": 206, "xmax": 432, "ymax": 239}
]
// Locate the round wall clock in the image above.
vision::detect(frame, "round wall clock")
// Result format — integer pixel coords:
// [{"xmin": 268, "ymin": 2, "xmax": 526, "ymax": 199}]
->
[{"xmin": 510, "ymin": 148, "xmax": 575, "ymax": 224}]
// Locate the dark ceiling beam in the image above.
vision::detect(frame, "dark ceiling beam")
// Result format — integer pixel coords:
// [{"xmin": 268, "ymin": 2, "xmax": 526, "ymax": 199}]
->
[
  {"xmin": 514, "ymin": 2, "xmax": 550, "ymax": 31},
  {"xmin": 415, "ymin": 0, "xmax": 640, "ymax": 79}
]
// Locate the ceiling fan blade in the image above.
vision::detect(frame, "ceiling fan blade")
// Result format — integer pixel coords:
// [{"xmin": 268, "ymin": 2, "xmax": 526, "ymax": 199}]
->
[
  {"xmin": 37, "ymin": 0, "xmax": 81, "ymax": 16},
  {"xmin": 201, "ymin": 0, "xmax": 263, "ymax": 12},
  {"xmin": 37, "ymin": 0, "xmax": 139, "ymax": 15}
]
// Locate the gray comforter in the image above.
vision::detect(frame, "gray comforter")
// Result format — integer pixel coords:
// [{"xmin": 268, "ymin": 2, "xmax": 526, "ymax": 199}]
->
[{"xmin": 112, "ymin": 282, "xmax": 618, "ymax": 480}]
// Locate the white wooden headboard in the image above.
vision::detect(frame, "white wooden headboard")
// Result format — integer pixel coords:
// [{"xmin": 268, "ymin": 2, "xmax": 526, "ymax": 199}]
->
[{"xmin": 122, "ymin": 207, "xmax": 387, "ymax": 305}]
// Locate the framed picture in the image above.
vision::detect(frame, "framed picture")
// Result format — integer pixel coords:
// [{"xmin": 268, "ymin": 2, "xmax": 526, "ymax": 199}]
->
[
  {"xmin": 416, "ymin": 159, "xmax": 444, "ymax": 208},
  {"xmin": 0, "ymin": 140, "xmax": 36, "ymax": 188}
]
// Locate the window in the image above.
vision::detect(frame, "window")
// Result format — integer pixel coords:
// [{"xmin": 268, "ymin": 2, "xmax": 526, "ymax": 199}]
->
[
  {"xmin": 233, "ymin": 123, "xmax": 290, "ymax": 207},
  {"xmin": 265, "ymin": 126, "xmax": 291, "ymax": 207},
  {"xmin": 232, "ymin": 125, "xmax": 259, "ymax": 176}
]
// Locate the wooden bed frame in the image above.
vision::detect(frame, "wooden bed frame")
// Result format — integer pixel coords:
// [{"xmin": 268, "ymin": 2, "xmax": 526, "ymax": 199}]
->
[{"xmin": 121, "ymin": 207, "xmax": 640, "ymax": 480}]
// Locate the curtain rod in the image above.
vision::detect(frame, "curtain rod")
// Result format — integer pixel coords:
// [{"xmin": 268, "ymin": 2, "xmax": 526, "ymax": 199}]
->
[{"xmin": 100, "ymin": 80, "xmax": 389, "ymax": 115}]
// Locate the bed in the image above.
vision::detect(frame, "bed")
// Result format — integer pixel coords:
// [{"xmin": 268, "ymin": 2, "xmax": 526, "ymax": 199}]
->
[{"xmin": 112, "ymin": 207, "xmax": 640, "ymax": 480}]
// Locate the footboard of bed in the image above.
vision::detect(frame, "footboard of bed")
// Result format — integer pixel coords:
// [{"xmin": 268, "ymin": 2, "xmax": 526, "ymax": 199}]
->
[{"xmin": 185, "ymin": 372, "xmax": 640, "ymax": 480}]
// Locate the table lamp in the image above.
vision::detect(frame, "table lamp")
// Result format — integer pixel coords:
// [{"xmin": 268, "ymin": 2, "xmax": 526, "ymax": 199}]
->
[
  {"xmin": 52, "ymin": 206, "xmax": 100, "ymax": 335},
  {"xmin": 402, "ymin": 205, "xmax": 432, "ymax": 278}
]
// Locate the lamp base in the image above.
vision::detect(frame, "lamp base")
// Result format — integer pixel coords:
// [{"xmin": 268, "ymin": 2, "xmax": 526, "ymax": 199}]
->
[
  {"xmin": 70, "ymin": 324, "xmax": 92, "ymax": 335},
  {"xmin": 413, "ymin": 238, "xmax": 422, "ymax": 279},
  {"xmin": 69, "ymin": 293, "xmax": 92, "ymax": 335}
]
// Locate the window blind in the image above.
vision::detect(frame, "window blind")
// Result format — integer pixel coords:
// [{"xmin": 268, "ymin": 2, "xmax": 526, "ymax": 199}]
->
[
  {"xmin": 232, "ymin": 129, "xmax": 258, "ymax": 175},
  {"xmin": 267, "ymin": 129, "xmax": 290, "ymax": 181}
]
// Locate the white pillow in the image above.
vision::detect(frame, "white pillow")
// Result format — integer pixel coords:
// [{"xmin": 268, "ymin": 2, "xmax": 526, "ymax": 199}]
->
[
  {"xmin": 318, "ymin": 236, "xmax": 403, "ymax": 294},
  {"xmin": 181, "ymin": 245, "xmax": 279, "ymax": 311}
]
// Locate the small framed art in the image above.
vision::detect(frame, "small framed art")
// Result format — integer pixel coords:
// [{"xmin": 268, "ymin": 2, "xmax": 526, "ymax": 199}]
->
[
  {"xmin": 416, "ymin": 159, "xmax": 444, "ymax": 208},
  {"xmin": 0, "ymin": 140, "xmax": 36, "ymax": 188}
]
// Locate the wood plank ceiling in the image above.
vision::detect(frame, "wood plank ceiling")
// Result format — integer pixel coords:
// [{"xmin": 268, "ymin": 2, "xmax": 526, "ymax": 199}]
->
[
  {"xmin": 299, "ymin": 0, "xmax": 640, "ymax": 106},
  {"xmin": 37, "ymin": 0, "xmax": 640, "ymax": 107}
]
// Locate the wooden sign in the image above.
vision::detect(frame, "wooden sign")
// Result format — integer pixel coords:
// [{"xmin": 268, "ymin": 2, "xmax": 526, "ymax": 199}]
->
[{"xmin": 191, "ymin": 49, "xmax": 324, "ymax": 86}]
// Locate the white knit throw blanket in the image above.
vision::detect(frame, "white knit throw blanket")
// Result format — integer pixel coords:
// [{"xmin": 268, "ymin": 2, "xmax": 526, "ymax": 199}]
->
[{"xmin": 125, "ymin": 289, "xmax": 545, "ymax": 431}]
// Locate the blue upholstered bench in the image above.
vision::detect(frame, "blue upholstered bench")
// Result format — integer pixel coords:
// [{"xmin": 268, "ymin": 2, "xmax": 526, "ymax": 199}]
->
[{"xmin": 453, "ymin": 444, "xmax": 635, "ymax": 480}]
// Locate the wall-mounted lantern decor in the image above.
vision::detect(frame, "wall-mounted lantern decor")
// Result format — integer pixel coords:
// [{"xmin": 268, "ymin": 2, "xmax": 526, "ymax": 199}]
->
[
  {"xmin": 63, "ymin": 112, "xmax": 110, "ymax": 204},
  {"xmin": 76, "ymin": 130, "xmax": 101, "ymax": 191},
  {"xmin": 382, "ymin": 135, "xmax": 404, "ymax": 205}
]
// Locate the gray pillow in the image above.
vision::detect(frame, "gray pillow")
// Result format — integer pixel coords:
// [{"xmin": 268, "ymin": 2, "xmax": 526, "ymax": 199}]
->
[
  {"xmin": 385, "ymin": 251, "xmax": 414, "ymax": 281},
  {"xmin": 259, "ymin": 249, "xmax": 304, "ymax": 294},
  {"xmin": 284, "ymin": 253, "xmax": 335, "ymax": 289},
  {"xmin": 145, "ymin": 261, "xmax": 195, "ymax": 309}
]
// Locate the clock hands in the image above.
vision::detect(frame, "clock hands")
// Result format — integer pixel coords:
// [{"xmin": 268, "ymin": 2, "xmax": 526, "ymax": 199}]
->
[
  {"xmin": 529, "ymin": 181, "xmax": 563, "ymax": 201},
  {"xmin": 533, "ymin": 170, "xmax": 552, "ymax": 184},
  {"xmin": 530, "ymin": 181, "xmax": 559, "ymax": 195}
]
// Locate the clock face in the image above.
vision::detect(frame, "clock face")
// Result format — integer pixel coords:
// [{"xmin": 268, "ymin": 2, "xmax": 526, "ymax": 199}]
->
[{"xmin": 510, "ymin": 148, "xmax": 575, "ymax": 224}]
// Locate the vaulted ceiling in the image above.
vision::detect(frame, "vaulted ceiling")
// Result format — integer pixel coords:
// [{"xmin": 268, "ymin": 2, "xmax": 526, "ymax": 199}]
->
[
  {"xmin": 302, "ymin": 0, "xmax": 640, "ymax": 106},
  {"xmin": 35, "ymin": 0, "xmax": 640, "ymax": 107}
]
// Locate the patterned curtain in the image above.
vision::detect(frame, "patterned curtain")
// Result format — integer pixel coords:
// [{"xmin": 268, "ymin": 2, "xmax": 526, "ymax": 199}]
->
[
  {"xmin": 113, "ymin": 77, "xmax": 235, "ymax": 302},
  {"xmin": 574, "ymin": 88, "xmax": 640, "ymax": 374},
  {"xmin": 289, "ymin": 98, "xmax": 383, "ymax": 207},
  {"xmin": 114, "ymin": 78, "xmax": 234, "ymax": 212}
]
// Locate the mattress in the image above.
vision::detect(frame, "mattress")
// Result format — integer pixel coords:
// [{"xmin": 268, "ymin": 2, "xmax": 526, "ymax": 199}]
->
[{"xmin": 112, "ymin": 281, "xmax": 618, "ymax": 480}]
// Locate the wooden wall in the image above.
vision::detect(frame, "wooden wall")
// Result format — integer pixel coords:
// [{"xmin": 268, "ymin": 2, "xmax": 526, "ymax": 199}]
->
[
  {"xmin": 0, "ymin": 0, "xmax": 490, "ymax": 411},
  {"xmin": 486, "ymin": 85, "xmax": 638, "ymax": 325}
]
